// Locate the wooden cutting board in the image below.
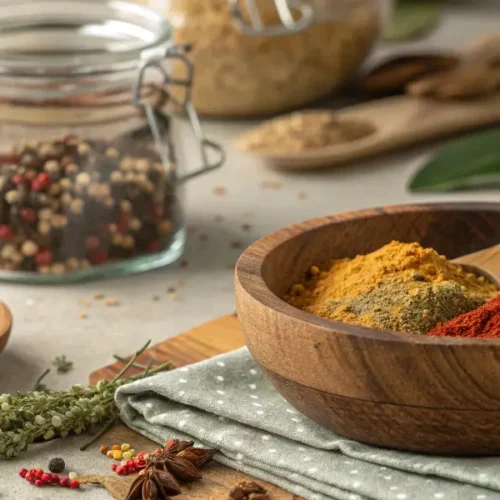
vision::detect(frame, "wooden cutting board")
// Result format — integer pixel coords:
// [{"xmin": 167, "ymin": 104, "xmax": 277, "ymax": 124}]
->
[{"xmin": 89, "ymin": 314, "xmax": 293, "ymax": 499}]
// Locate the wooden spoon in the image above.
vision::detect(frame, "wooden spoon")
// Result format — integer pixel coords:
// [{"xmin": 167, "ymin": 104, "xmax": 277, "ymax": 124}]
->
[
  {"xmin": 235, "ymin": 29, "xmax": 500, "ymax": 169},
  {"xmin": 0, "ymin": 301, "xmax": 12, "ymax": 354},
  {"xmin": 453, "ymin": 243, "xmax": 500, "ymax": 286},
  {"xmin": 236, "ymin": 94, "xmax": 500, "ymax": 169}
]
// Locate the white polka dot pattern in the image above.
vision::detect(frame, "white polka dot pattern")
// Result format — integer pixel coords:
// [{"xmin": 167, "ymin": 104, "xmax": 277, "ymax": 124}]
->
[{"xmin": 115, "ymin": 347, "xmax": 500, "ymax": 500}]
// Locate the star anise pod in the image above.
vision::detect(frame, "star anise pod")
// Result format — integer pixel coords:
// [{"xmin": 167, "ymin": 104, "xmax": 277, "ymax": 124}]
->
[
  {"xmin": 152, "ymin": 439, "xmax": 215, "ymax": 482},
  {"xmin": 126, "ymin": 468, "xmax": 181, "ymax": 500}
]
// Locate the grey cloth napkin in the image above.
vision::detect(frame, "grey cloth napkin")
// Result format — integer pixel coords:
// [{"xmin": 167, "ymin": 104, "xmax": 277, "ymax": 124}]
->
[{"xmin": 115, "ymin": 348, "xmax": 500, "ymax": 500}]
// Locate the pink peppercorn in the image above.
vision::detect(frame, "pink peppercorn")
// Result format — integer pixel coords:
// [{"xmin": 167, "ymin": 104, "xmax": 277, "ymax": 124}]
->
[
  {"xmin": 51, "ymin": 474, "xmax": 60, "ymax": 484},
  {"xmin": 111, "ymin": 463, "xmax": 117, "ymax": 471},
  {"xmin": 70, "ymin": 480, "xmax": 80, "ymax": 489},
  {"xmin": 19, "ymin": 468, "xmax": 28, "ymax": 478},
  {"xmin": 41, "ymin": 473, "xmax": 52, "ymax": 483},
  {"xmin": 115, "ymin": 466, "xmax": 125, "ymax": 475},
  {"xmin": 35, "ymin": 249, "xmax": 53, "ymax": 267},
  {"xmin": 35, "ymin": 480, "xmax": 44, "ymax": 487},
  {"xmin": 35, "ymin": 469, "xmax": 44, "ymax": 479},
  {"xmin": 59, "ymin": 477, "xmax": 70, "ymax": 487},
  {"xmin": 0, "ymin": 225, "xmax": 14, "ymax": 240}
]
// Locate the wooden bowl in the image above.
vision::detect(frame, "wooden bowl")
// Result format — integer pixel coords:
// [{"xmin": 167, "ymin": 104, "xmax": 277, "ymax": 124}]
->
[
  {"xmin": 235, "ymin": 202, "xmax": 500, "ymax": 455},
  {"xmin": 0, "ymin": 301, "xmax": 12, "ymax": 354}
]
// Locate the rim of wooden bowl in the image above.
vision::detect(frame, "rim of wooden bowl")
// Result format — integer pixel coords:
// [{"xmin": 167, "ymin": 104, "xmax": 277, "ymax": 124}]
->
[
  {"xmin": 235, "ymin": 201, "xmax": 500, "ymax": 346},
  {"xmin": 0, "ymin": 301, "xmax": 12, "ymax": 354}
]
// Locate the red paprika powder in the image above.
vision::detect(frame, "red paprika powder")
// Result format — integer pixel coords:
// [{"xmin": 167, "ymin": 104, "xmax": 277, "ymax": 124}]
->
[{"xmin": 427, "ymin": 295, "xmax": 500, "ymax": 338}]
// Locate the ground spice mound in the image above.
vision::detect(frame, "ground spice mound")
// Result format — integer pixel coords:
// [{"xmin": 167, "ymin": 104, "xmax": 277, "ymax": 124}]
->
[
  {"xmin": 285, "ymin": 241, "xmax": 499, "ymax": 334},
  {"xmin": 236, "ymin": 112, "xmax": 375, "ymax": 154},
  {"xmin": 321, "ymin": 278, "xmax": 485, "ymax": 335},
  {"xmin": 427, "ymin": 295, "xmax": 500, "ymax": 338}
]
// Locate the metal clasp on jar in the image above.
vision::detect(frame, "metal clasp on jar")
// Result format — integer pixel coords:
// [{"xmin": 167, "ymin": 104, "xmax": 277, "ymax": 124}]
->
[
  {"xmin": 229, "ymin": 0, "xmax": 315, "ymax": 36},
  {"xmin": 134, "ymin": 43, "xmax": 225, "ymax": 183}
]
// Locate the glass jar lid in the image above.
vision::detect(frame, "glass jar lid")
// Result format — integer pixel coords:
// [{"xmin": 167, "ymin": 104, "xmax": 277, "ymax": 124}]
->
[{"xmin": 0, "ymin": 0, "xmax": 172, "ymax": 77}]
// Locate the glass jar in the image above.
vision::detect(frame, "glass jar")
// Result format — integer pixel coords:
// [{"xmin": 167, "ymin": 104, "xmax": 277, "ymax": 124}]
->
[
  {"xmin": 0, "ymin": 0, "xmax": 224, "ymax": 283},
  {"xmin": 147, "ymin": 0, "xmax": 383, "ymax": 117}
]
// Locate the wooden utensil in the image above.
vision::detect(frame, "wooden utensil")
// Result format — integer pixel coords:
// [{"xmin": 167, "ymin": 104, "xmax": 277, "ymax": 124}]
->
[
  {"xmin": 235, "ymin": 29, "xmax": 500, "ymax": 169},
  {"xmin": 235, "ymin": 94, "xmax": 500, "ymax": 169},
  {"xmin": 89, "ymin": 315, "xmax": 292, "ymax": 499},
  {"xmin": 235, "ymin": 202, "xmax": 500, "ymax": 455},
  {"xmin": 0, "ymin": 301, "xmax": 12, "ymax": 354}
]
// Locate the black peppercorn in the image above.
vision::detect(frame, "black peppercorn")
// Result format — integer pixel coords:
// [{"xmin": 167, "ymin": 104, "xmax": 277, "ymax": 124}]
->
[{"xmin": 48, "ymin": 457, "xmax": 65, "ymax": 473}]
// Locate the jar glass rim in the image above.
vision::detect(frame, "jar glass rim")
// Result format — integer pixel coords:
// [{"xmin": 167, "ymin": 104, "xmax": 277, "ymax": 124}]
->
[{"xmin": 0, "ymin": 0, "xmax": 172, "ymax": 78}]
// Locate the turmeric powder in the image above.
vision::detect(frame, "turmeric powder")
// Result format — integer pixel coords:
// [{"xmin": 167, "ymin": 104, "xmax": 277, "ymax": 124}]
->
[{"xmin": 285, "ymin": 241, "xmax": 499, "ymax": 334}]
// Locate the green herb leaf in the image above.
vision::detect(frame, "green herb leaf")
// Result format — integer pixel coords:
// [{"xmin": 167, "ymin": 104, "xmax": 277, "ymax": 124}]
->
[
  {"xmin": 52, "ymin": 355, "xmax": 73, "ymax": 374},
  {"xmin": 408, "ymin": 129, "xmax": 500, "ymax": 192},
  {"xmin": 384, "ymin": 0, "xmax": 441, "ymax": 42}
]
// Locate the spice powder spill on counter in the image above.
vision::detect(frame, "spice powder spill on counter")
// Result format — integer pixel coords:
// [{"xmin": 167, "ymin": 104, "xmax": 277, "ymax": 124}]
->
[
  {"xmin": 236, "ymin": 112, "xmax": 375, "ymax": 154},
  {"xmin": 285, "ymin": 241, "xmax": 499, "ymax": 335},
  {"xmin": 427, "ymin": 295, "xmax": 500, "ymax": 338}
]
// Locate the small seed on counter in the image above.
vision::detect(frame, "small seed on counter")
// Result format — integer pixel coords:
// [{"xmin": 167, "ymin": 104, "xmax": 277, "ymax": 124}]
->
[
  {"xmin": 213, "ymin": 186, "xmax": 226, "ymax": 196},
  {"xmin": 231, "ymin": 241, "xmax": 243, "ymax": 249},
  {"xmin": 129, "ymin": 218, "xmax": 142, "ymax": 231},
  {"xmin": 152, "ymin": 295, "xmax": 160, "ymax": 302},
  {"xmin": 94, "ymin": 293, "xmax": 105, "ymax": 300},
  {"xmin": 110, "ymin": 170, "xmax": 124, "ymax": 183},
  {"xmin": 78, "ymin": 299, "xmax": 91, "ymax": 308},
  {"xmin": 241, "ymin": 223, "xmax": 251, "ymax": 231},
  {"xmin": 66, "ymin": 258, "xmax": 80, "ymax": 270},
  {"xmin": 261, "ymin": 180, "xmax": 282, "ymax": 190},
  {"xmin": 297, "ymin": 191, "xmax": 308, "ymax": 200},
  {"xmin": 79, "ymin": 312, "xmax": 88, "ymax": 319},
  {"xmin": 105, "ymin": 298, "xmax": 119, "ymax": 307}
]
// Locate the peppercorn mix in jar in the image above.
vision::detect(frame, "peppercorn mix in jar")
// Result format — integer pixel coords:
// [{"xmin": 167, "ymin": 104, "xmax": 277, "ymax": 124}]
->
[{"xmin": 0, "ymin": 0, "xmax": 223, "ymax": 282}]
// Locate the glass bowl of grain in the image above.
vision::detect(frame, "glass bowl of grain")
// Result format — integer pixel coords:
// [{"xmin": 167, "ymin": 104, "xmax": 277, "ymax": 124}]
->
[
  {"xmin": 0, "ymin": 0, "xmax": 224, "ymax": 283},
  {"xmin": 145, "ymin": 0, "xmax": 385, "ymax": 117}
]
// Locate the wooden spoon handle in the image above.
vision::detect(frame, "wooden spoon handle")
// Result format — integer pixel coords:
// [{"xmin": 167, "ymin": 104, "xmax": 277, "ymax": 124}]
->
[{"xmin": 453, "ymin": 244, "xmax": 500, "ymax": 283}]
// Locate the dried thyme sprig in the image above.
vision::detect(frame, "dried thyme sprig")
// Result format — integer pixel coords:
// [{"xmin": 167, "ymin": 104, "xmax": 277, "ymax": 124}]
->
[
  {"xmin": 33, "ymin": 369, "xmax": 51, "ymax": 391},
  {"xmin": 0, "ymin": 340, "xmax": 172, "ymax": 458}
]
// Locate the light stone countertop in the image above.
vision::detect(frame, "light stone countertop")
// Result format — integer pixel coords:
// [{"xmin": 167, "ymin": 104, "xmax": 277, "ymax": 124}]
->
[{"xmin": 1, "ymin": 2, "xmax": 500, "ymax": 498}]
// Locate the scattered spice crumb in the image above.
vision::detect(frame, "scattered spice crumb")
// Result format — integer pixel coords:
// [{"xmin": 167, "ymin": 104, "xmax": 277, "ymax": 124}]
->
[
  {"xmin": 180, "ymin": 259, "xmax": 188, "ymax": 268},
  {"xmin": 105, "ymin": 298, "xmax": 119, "ymax": 307},
  {"xmin": 187, "ymin": 225, "xmax": 197, "ymax": 233},
  {"xmin": 79, "ymin": 312, "xmax": 88, "ymax": 319},
  {"xmin": 176, "ymin": 280, "xmax": 184, "ymax": 287},
  {"xmin": 241, "ymin": 223, "xmax": 252, "ymax": 231},
  {"xmin": 231, "ymin": 241, "xmax": 243, "ymax": 249},
  {"xmin": 214, "ymin": 215, "xmax": 224, "ymax": 222},
  {"xmin": 167, "ymin": 286, "xmax": 176, "ymax": 293},
  {"xmin": 297, "ymin": 191, "xmax": 308, "ymax": 200},
  {"xmin": 78, "ymin": 299, "xmax": 91, "ymax": 308},
  {"xmin": 152, "ymin": 295, "xmax": 160, "ymax": 302},
  {"xmin": 199, "ymin": 233, "xmax": 209, "ymax": 242},
  {"xmin": 242, "ymin": 211, "xmax": 253, "ymax": 217},
  {"xmin": 213, "ymin": 185, "xmax": 227, "ymax": 196},
  {"xmin": 260, "ymin": 180, "xmax": 282, "ymax": 190},
  {"xmin": 94, "ymin": 293, "xmax": 105, "ymax": 300},
  {"xmin": 169, "ymin": 292, "xmax": 178, "ymax": 301}
]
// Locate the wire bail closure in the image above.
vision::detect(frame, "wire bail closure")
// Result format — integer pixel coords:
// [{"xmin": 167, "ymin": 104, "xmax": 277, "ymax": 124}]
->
[
  {"xmin": 133, "ymin": 43, "xmax": 225, "ymax": 184},
  {"xmin": 229, "ymin": 0, "xmax": 315, "ymax": 36}
]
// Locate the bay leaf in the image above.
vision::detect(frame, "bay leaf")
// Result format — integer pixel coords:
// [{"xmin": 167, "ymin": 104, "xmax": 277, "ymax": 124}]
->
[
  {"xmin": 408, "ymin": 130, "xmax": 500, "ymax": 192},
  {"xmin": 79, "ymin": 474, "xmax": 137, "ymax": 500},
  {"xmin": 384, "ymin": 0, "xmax": 441, "ymax": 42}
]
